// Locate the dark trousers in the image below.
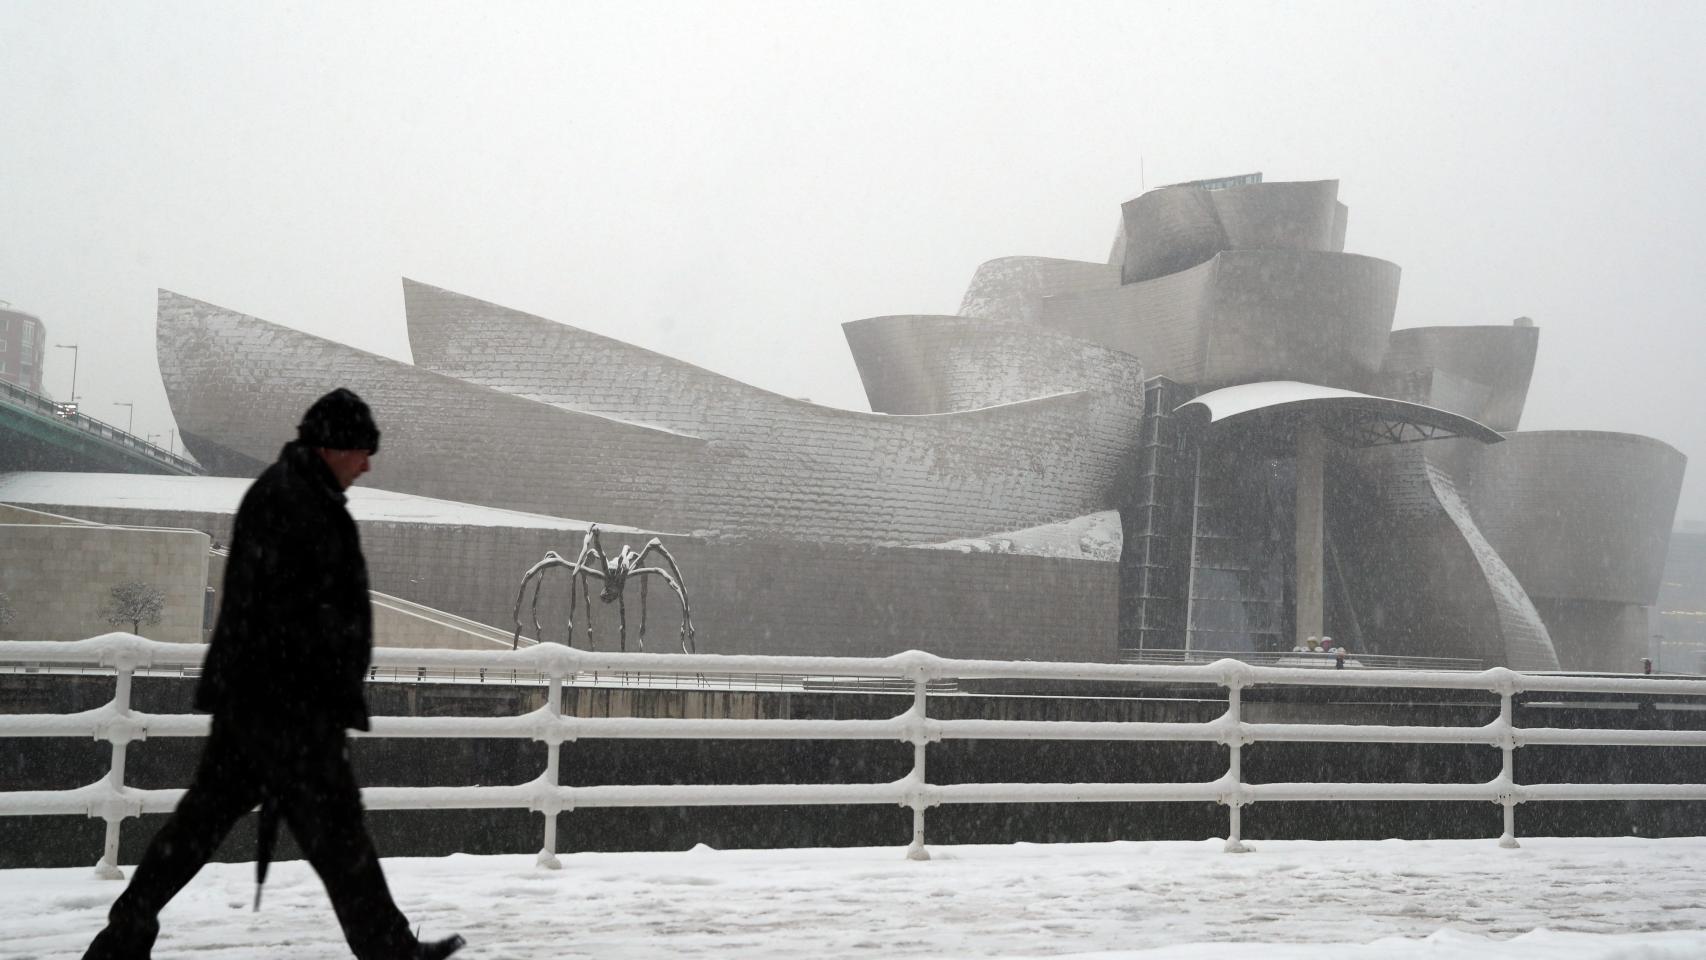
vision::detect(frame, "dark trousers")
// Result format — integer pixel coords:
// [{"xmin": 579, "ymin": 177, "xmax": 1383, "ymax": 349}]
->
[{"xmin": 84, "ymin": 719, "xmax": 415, "ymax": 960}]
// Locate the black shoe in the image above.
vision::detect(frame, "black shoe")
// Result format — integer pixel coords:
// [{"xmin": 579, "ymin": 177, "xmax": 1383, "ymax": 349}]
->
[
  {"xmin": 416, "ymin": 934, "xmax": 466, "ymax": 960},
  {"xmin": 82, "ymin": 918, "xmax": 159, "ymax": 960}
]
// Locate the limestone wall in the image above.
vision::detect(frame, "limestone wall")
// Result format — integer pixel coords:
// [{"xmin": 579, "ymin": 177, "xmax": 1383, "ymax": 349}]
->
[
  {"xmin": 0, "ymin": 503, "xmax": 97, "ymax": 526},
  {"xmin": 0, "ymin": 523, "xmax": 209, "ymax": 643},
  {"xmin": 8, "ymin": 499, "xmax": 1117, "ymax": 662}
]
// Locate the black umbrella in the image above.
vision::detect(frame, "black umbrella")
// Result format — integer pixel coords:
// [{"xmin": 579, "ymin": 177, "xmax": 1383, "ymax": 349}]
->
[{"xmin": 253, "ymin": 793, "xmax": 280, "ymax": 911}]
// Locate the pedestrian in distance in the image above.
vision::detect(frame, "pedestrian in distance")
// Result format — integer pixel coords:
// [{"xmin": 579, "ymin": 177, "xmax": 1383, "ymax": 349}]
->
[{"xmin": 82, "ymin": 388, "xmax": 465, "ymax": 960}]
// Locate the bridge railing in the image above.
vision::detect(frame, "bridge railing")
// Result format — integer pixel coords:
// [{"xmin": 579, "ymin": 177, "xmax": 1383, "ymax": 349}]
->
[
  {"xmin": 5, "ymin": 633, "xmax": 1706, "ymax": 878},
  {"xmin": 1123, "ymin": 647, "xmax": 1486, "ymax": 671},
  {"xmin": 0, "ymin": 379, "xmax": 202, "ymax": 474}
]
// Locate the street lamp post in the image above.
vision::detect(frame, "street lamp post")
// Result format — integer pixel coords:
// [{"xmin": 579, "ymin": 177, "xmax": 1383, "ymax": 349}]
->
[
  {"xmin": 54, "ymin": 343, "xmax": 79, "ymax": 404},
  {"xmin": 114, "ymin": 401, "xmax": 134, "ymax": 434}
]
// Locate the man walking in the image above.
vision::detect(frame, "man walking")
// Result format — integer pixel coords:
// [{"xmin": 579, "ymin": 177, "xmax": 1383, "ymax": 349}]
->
[{"xmin": 83, "ymin": 388, "xmax": 464, "ymax": 960}]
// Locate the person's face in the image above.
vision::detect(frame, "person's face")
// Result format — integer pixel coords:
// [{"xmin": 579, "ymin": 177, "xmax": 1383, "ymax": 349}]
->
[{"xmin": 317, "ymin": 448, "xmax": 373, "ymax": 490}]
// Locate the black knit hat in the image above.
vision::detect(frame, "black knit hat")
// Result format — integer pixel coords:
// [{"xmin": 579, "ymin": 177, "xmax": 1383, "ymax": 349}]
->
[{"xmin": 297, "ymin": 388, "xmax": 381, "ymax": 453}]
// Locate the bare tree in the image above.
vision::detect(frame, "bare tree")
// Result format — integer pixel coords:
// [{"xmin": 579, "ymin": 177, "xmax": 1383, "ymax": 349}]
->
[
  {"xmin": 103, "ymin": 582, "xmax": 165, "ymax": 636},
  {"xmin": 0, "ymin": 591, "xmax": 15, "ymax": 638}
]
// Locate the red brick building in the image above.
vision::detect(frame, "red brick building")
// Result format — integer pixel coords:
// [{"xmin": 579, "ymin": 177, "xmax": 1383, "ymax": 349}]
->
[{"xmin": 0, "ymin": 306, "xmax": 47, "ymax": 394}]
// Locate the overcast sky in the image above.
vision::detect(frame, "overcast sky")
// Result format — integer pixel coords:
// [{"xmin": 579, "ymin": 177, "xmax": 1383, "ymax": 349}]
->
[{"xmin": 4, "ymin": 0, "xmax": 1704, "ymax": 522}]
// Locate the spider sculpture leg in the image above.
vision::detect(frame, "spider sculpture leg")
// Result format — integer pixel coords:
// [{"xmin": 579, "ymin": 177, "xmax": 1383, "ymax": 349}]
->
[
  {"xmin": 634, "ymin": 540, "xmax": 696, "ymax": 654},
  {"xmin": 512, "ymin": 552, "xmax": 572, "ymax": 649},
  {"xmin": 571, "ymin": 529, "xmax": 602, "ymax": 648},
  {"xmin": 632, "ymin": 567, "xmax": 692, "ymax": 655},
  {"xmin": 511, "ymin": 572, "xmax": 535, "ymax": 650},
  {"xmin": 565, "ymin": 560, "xmax": 579, "ymax": 648},
  {"xmin": 586, "ymin": 525, "xmax": 610, "ymax": 577},
  {"xmin": 529, "ymin": 562, "xmax": 561, "ymax": 646},
  {"xmin": 617, "ymin": 591, "xmax": 629, "ymax": 652},
  {"xmin": 580, "ymin": 567, "xmax": 601, "ymax": 650},
  {"xmin": 638, "ymin": 574, "xmax": 648, "ymax": 650}
]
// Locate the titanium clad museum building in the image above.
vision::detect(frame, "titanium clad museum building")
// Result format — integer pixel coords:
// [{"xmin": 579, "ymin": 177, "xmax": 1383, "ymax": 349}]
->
[{"xmin": 119, "ymin": 174, "xmax": 1686, "ymax": 669}]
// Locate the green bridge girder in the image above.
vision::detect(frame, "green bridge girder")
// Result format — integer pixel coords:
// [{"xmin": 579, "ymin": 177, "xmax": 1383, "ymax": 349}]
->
[{"xmin": 0, "ymin": 384, "xmax": 201, "ymax": 476}]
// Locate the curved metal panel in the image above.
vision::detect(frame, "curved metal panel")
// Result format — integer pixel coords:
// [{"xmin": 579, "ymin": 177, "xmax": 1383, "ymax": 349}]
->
[
  {"xmin": 1199, "ymin": 250, "xmax": 1398, "ymax": 390},
  {"xmin": 1036, "ymin": 257, "xmax": 1217, "ymax": 382},
  {"xmin": 1118, "ymin": 180, "xmax": 1344, "ymax": 284},
  {"xmin": 957, "ymin": 257, "xmax": 1120, "ymax": 323},
  {"xmin": 1381, "ymin": 325, "xmax": 1539, "ymax": 432},
  {"xmin": 1532, "ymin": 598, "xmax": 1652, "ymax": 674},
  {"xmin": 156, "ymin": 290, "xmax": 708, "ymax": 527},
  {"xmin": 1330, "ymin": 441, "xmax": 1560, "ymax": 669},
  {"xmin": 1208, "ymin": 179, "xmax": 1343, "ymax": 253},
  {"xmin": 1035, "ymin": 251, "xmax": 1399, "ymax": 391},
  {"xmin": 1467, "ymin": 430, "xmax": 1686, "ymax": 605},
  {"xmin": 841, "ymin": 314, "xmax": 1142, "ymax": 416},
  {"xmin": 403, "ymin": 277, "xmax": 773, "ymax": 438},
  {"xmin": 1118, "ymin": 186, "xmax": 1227, "ymax": 284},
  {"xmin": 395, "ymin": 281, "xmax": 1142, "ymax": 544}
]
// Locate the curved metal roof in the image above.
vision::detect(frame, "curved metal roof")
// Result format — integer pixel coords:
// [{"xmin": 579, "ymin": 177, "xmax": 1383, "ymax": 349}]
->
[{"xmin": 1175, "ymin": 380, "xmax": 1505, "ymax": 447}]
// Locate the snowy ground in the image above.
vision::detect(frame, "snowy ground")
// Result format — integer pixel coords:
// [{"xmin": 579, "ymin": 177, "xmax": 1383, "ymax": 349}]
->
[{"xmin": 9, "ymin": 837, "xmax": 1706, "ymax": 959}]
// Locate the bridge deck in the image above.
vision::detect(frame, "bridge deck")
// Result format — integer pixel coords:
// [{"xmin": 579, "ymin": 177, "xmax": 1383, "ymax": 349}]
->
[{"xmin": 0, "ymin": 380, "xmax": 200, "ymax": 475}]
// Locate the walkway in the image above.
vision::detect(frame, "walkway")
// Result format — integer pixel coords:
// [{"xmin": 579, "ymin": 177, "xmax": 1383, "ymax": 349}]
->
[{"xmin": 9, "ymin": 837, "xmax": 1706, "ymax": 959}]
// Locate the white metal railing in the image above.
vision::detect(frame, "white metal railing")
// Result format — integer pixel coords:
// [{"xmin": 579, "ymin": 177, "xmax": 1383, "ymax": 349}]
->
[
  {"xmin": 1124, "ymin": 647, "xmax": 1486, "ymax": 672},
  {"xmin": 5, "ymin": 633, "xmax": 1706, "ymax": 878}
]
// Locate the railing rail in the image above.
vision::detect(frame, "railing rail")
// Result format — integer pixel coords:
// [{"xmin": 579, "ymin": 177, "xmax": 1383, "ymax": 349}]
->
[
  {"xmin": 5, "ymin": 633, "xmax": 1706, "ymax": 878},
  {"xmin": 1124, "ymin": 647, "xmax": 1485, "ymax": 672}
]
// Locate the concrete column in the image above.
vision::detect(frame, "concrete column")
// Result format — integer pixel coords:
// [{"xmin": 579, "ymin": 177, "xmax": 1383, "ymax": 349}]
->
[{"xmin": 1295, "ymin": 422, "xmax": 1325, "ymax": 648}]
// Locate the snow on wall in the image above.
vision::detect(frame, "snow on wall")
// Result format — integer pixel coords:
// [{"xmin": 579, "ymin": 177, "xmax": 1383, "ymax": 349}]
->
[
  {"xmin": 914, "ymin": 510, "xmax": 1123, "ymax": 562},
  {"xmin": 0, "ymin": 471, "xmax": 636, "ymax": 532},
  {"xmin": 1421, "ymin": 452, "xmax": 1559, "ymax": 671}
]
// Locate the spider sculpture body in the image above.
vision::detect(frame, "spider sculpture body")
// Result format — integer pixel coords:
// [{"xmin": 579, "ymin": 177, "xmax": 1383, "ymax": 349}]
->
[{"xmin": 511, "ymin": 524, "xmax": 696, "ymax": 653}]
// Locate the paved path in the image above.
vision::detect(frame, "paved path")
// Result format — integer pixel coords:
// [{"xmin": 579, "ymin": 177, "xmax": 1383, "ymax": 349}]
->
[{"xmin": 8, "ymin": 837, "xmax": 1706, "ymax": 959}]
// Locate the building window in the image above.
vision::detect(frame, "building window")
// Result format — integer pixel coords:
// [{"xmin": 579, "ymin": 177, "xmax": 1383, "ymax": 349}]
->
[
  {"xmin": 21, "ymin": 324, "xmax": 33, "ymax": 347},
  {"xmin": 0, "ymin": 339, "xmax": 8, "ymax": 352}
]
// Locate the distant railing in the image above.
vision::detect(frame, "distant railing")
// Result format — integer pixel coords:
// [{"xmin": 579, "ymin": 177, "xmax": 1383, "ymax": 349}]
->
[
  {"xmin": 1125, "ymin": 647, "xmax": 1485, "ymax": 672},
  {"xmin": 0, "ymin": 379, "xmax": 202, "ymax": 474},
  {"xmin": 5, "ymin": 634, "xmax": 1706, "ymax": 880},
  {"xmin": 1, "ymin": 660, "xmax": 957, "ymax": 695}
]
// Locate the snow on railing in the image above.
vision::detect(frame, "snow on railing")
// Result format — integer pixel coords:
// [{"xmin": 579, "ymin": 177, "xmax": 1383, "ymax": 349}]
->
[{"xmin": 6, "ymin": 633, "xmax": 1706, "ymax": 878}]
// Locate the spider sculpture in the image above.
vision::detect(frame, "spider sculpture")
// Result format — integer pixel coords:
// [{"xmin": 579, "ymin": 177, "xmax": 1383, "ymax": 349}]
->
[{"xmin": 511, "ymin": 524, "xmax": 696, "ymax": 653}]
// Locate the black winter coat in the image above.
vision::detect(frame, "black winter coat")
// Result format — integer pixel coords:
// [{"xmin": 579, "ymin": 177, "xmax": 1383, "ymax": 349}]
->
[{"xmin": 194, "ymin": 441, "xmax": 374, "ymax": 733}]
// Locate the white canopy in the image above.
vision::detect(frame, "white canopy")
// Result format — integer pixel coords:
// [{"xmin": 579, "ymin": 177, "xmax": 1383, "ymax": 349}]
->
[{"xmin": 1175, "ymin": 380, "xmax": 1505, "ymax": 447}]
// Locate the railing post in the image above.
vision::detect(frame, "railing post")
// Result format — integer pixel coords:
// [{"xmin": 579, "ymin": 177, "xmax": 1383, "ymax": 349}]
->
[
  {"xmin": 905, "ymin": 677, "xmax": 931, "ymax": 861},
  {"xmin": 537, "ymin": 669, "xmax": 565, "ymax": 869},
  {"xmin": 1498, "ymin": 686, "xmax": 1520, "ymax": 849},
  {"xmin": 95, "ymin": 664, "xmax": 134, "ymax": 879},
  {"xmin": 1223, "ymin": 680, "xmax": 1251, "ymax": 853}
]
